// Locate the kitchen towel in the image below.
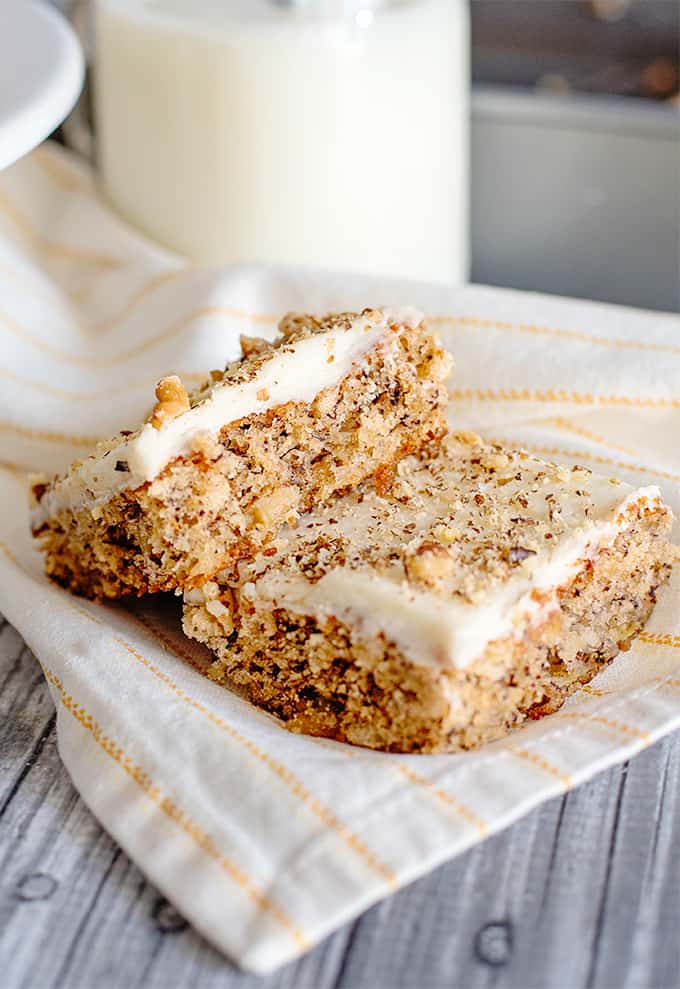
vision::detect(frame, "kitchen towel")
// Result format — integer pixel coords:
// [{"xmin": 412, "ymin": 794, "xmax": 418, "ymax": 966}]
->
[{"xmin": 0, "ymin": 143, "xmax": 679, "ymax": 973}]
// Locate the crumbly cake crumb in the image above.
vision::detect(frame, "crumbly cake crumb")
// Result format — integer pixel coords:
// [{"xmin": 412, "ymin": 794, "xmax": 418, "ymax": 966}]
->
[
  {"xmin": 32, "ymin": 308, "xmax": 451, "ymax": 599},
  {"xmin": 182, "ymin": 435, "xmax": 674, "ymax": 753}
]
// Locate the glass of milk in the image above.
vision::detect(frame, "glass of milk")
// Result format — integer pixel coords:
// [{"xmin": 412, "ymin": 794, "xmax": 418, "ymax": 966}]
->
[{"xmin": 94, "ymin": 0, "xmax": 469, "ymax": 285}]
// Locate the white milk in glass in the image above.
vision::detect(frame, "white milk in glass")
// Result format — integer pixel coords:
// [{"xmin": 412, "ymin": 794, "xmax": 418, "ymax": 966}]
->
[{"xmin": 95, "ymin": 0, "xmax": 469, "ymax": 284}]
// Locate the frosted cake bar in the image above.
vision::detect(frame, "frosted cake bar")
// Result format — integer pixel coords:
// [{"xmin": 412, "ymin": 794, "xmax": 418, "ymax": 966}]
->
[
  {"xmin": 32, "ymin": 308, "xmax": 451, "ymax": 599},
  {"xmin": 183, "ymin": 433, "xmax": 673, "ymax": 753}
]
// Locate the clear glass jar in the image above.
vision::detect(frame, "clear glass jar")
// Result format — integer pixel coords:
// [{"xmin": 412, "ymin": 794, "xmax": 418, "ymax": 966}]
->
[{"xmin": 93, "ymin": 0, "xmax": 469, "ymax": 284}]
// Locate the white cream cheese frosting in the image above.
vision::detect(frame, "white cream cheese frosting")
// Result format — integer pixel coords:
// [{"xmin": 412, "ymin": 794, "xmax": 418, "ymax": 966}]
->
[
  {"xmin": 32, "ymin": 307, "xmax": 422, "ymax": 525},
  {"xmin": 247, "ymin": 486, "xmax": 660, "ymax": 670},
  {"xmin": 210, "ymin": 434, "xmax": 669, "ymax": 672}
]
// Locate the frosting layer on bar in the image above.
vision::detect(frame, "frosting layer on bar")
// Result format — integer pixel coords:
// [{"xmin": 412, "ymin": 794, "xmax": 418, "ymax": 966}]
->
[
  {"xmin": 32, "ymin": 307, "xmax": 422, "ymax": 524},
  {"xmin": 199, "ymin": 435, "xmax": 668, "ymax": 670}
]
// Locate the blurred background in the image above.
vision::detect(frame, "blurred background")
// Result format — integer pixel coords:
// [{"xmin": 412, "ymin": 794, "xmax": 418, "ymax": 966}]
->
[
  {"xmin": 470, "ymin": 0, "xmax": 678, "ymax": 312},
  {"xmin": 50, "ymin": 0, "xmax": 679, "ymax": 312}
]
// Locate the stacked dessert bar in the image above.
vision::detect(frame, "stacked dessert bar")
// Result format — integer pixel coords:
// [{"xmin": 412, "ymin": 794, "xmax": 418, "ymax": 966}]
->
[{"xmin": 32, "ymin": 308, "xmax": 673, "ymax": 752}]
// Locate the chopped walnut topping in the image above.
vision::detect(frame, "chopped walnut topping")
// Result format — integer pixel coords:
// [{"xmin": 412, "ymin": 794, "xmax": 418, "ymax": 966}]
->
[
  {"xmin": 432, "ymin": 524, "xmax": 461, "ymax": 545},
  {"xmin": 278, "ymin": 309, "xmax": 380, "ymax": 344},
  {"xmin": 179, "ymin": 431, "xmax": 644, "ymax": 622},
  {"xmin": 151, "ymin": 375, "xmax": 190, "ymax": 429},
  {"xmin": 278, "ymin": 313, "xmax": 320, "ymax": 340},
  {"xmin": 186, "ymin": 309, "xmax": 397, "ymax": 403},
  {"xmin": 240, "ymin": 335, "xmax": 273, "ymax": 359},
  {"xmin": 404, "ymin": 542, "xmax": 456, "ymax": 586},
  {"xmin": 481, "ymin": 451, "xmax": 511, "ymax": 471}
]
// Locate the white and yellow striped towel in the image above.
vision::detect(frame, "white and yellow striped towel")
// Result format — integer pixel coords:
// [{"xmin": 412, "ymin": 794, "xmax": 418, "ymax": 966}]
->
[{"xmin": 0, "ymin": 143, "xmax": 679, "ymax": 973}]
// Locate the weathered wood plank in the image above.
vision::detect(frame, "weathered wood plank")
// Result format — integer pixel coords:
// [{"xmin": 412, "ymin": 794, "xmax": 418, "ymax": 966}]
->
[
  {"xmin": 597, "ymin": 739, "xmax": 680, "ymax": 989},
  {"xmin": 332, "ymin": 744, "xmax": 680, "ymax": 989},
  {"xmin": 0, "ymin": 622, "xmax": 56, "ymax": 817},
  {"xmin": 0, "ymin": 620, "xmax": 350, "ymax": 989},
  {"xmin": 1, "ymin": 615, "xmax": 680, "ymax": 989}
]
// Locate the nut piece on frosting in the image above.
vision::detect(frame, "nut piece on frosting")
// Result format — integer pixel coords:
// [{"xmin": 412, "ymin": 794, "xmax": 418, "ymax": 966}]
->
[
  {"xmin": 151, "ymin": 375, "xmax": 190, "ymax": 429},
  {"xmin": 404, "ymin": 541, "xmax": 456, "ymax": 587},
  {"xmin": 240, "ymin": 335, "xmax": 274, "ymax": 359}
]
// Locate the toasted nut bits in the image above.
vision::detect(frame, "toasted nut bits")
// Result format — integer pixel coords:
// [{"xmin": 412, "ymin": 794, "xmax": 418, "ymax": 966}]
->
[
  {"xmin": 404, "ymin": 541, "xmax": 456, "ymax": 587},
  {"xmin": 240, "ymin": 335, "xmax": 273, "ymax": 359},
  {"xmin": 151, "ymin": 375, "xmax": 190, "ymax": 429}
]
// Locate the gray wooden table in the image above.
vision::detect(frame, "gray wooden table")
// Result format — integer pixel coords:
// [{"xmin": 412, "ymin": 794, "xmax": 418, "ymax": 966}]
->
[{"xmin": 1, "ymin": 611, "xmax": 679, "ymax": 989}]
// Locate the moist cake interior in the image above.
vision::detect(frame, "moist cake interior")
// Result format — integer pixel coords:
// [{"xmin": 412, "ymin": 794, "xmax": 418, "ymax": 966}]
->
[{"xmin": 183, "ymin": 433, "xmax": 674, "ymax": 753}]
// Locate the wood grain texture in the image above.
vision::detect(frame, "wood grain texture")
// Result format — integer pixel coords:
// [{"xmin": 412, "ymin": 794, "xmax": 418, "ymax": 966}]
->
[{"xmin": 1, "ymin": 612, "xmax": 678, "ymax": 989}]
